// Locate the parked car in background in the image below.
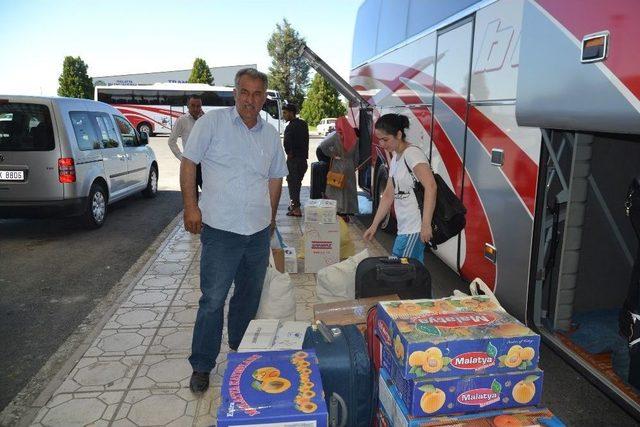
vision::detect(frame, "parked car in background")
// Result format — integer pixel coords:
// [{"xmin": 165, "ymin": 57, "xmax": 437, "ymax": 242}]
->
[
  {"xmin": 0, "ymin": 95, "xmax": 158, "ymax": 228},
  {"xmin": 316, "ymin": 118, "xmax": 336, "ymax": 135}
]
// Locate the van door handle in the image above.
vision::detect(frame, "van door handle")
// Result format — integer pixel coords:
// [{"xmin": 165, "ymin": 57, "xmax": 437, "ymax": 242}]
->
[{"xmin": 116, "ymin": 154, "xmax": 126, "ymax": 161}]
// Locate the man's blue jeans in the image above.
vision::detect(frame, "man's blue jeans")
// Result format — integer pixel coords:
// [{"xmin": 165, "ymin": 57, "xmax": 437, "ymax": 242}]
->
[{"xmin": 188, "ymin": 225, "xmax": 270, "ymax": 373}]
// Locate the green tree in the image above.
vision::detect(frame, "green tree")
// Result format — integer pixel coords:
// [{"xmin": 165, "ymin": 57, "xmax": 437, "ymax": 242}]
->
[
  {"xmin": 267, "ymin": 19, "xmax": 310, "ymax": 107},
  {"xmin": 57, "ymin": 56, "xmax": 94, "ymax": 99},
  {"xmin": 188, "ymin": 58, "xmax": 214, "ymax": 84},
  {"xmin": 300, "ymin": 74, "xmax": 347, "ymax": 126}
]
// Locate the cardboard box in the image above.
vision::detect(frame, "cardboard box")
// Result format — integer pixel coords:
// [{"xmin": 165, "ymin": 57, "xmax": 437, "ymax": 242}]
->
[
  {"xmin": 304, "ymin": 199, "xmax": 337, "ymax": 224},
  {"xmin": 313, "ymin": 295, "xmax": 400, "ymax": 327},
  {"xmin": 375, "ymin": 298, "xmax": 540, "ymax": 380},
  {"xmin": 239, "ymin": 320, "xmax": 310, "ymax": 353},
  {"xmin": 379, "ymin": 368, "xmax": 563, "ymax": 427},
  {"xmin": 272, "ymin": 321, "xmax": 310, "ymax": 350},
  {"xmin": 238, "ymin": 319, "xmax": 280, "ymax": 352},
  {"xmin": 304, "ymin": 221, "xmax": 340, "ymax": 273},
  {"xmin": 218, "ymin": 350, "xmax": 328, "ymax": 426},
  {"xmin": 382, "ymin": 346, "xmax": 543, "ymax": 416}
]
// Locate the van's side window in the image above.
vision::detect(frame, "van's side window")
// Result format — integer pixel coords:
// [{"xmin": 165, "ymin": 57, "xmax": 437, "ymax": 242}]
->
[
  {"xmin": 69, "ymin": 112, "xmax": 101, "ymax": 150},
  {"xmin": 113, "ymin": 116, "xmax": 138, "ymax": 147},
  {"xmin": 91, "ymin": 113, "xmax": 120, "ymax": 148}
]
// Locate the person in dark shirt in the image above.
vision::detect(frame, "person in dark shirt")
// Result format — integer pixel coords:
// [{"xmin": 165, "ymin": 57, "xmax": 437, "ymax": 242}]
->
[{"xmin": 282, "ymin": 103, "xmax": 309, "ymax": 217}]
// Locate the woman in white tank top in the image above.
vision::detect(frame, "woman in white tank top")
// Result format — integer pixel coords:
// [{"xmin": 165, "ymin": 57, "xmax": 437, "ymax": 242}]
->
[{"xmin": 363, "ymin": 114, "xmax": 437, "ymax": 264}]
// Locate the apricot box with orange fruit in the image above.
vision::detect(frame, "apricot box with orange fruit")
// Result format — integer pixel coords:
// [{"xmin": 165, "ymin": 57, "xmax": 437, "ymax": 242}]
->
[
  {"xmin": 375, "ymin": 299, "xmax": 540, "ymax": 379},
  {"xmin": 217, "ymin": 350, "xmax": 328, "ymax": 427},
  {"xmin": 382, "ymin": 348, "xmax": 543, "ymax": 416},
  {"xmin": 379, "ymin": 367, "xmax": 563, "ymax": 426}
]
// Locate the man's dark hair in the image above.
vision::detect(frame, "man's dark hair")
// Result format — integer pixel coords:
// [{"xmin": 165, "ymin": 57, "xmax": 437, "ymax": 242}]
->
[
  {"xmin": 234, "ymin": 68, "xmax": 268, "ymax": 91},
  {"xmin": 283, "ymin": 103, "xmax": 297, "ymax": 114},
  {"xmin": 187, "ymin": 94, "xmax": 201, "ymax": 101}
]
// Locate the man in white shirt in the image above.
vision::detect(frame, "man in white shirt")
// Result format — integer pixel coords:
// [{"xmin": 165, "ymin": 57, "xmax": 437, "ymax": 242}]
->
[
  {"xmin": 168, "ymin": 94, "xmax": 203, "ymax": 186},
  {"xmin": 180, "ymin": 68, "xmax": 288, "ymax": 394}
]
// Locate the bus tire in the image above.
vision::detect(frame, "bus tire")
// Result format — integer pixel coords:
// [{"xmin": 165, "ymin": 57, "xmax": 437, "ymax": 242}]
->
[{"xmin": 137, "ymin": 122, "xmax": 152, "ymax": 136}]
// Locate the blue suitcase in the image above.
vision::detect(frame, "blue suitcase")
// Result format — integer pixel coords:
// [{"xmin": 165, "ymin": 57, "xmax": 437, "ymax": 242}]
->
[{"xmin": 303, "ymin": 322, "xmax": 375, "ymax": 427}]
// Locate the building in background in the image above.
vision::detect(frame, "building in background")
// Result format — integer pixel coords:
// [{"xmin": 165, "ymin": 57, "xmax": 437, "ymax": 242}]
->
[{"xmin": 92, "ymin": 64, "xmax": 256, "ymax": 87}]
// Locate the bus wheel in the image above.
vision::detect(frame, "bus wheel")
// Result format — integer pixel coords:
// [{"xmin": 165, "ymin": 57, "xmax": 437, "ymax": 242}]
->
[
  {"xmin": 138, "ymin": 122, "xmax": 152, "ymax": 136},
  {"xmin": 374, "ymin": 166, "xmax": 394, "ymax": 231}
]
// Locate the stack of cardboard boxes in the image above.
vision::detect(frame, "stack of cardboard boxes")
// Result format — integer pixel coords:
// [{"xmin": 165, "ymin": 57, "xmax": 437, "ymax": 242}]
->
[
  {"xmin": 303, "ymin": 199, "xmax": 340, "ymax": 273},
  {"xmin": 374, "ymin": 296, "xmax": 565, "ymax": 426}
]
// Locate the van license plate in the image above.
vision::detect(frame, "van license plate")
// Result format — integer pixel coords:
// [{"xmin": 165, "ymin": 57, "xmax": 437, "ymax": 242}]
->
[{"xmin": 0, "ymin": 170, "xmax": 24, "ymax": 181}]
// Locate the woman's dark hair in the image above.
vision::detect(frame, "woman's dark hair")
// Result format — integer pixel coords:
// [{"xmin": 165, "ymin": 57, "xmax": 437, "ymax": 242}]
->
[{"xmin": 375, "ymin": 113, "xmax": 410, "ymax": 139}]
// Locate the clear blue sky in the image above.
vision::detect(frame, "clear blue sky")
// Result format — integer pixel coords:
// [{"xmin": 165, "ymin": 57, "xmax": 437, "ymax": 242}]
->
[{"xmin": 0, "ymin": 0, "xmax": 362, "ymax": 95}]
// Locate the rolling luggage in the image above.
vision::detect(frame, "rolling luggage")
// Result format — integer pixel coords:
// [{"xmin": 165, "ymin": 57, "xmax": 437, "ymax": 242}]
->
[
  {"xmin": 355, "ymin": 256, "xmax": 432, "ymax": 299},
  {"xmin": 303, "ymin": 322, "xmax": 375, "ymax": 427},
  {"xmin": 310, "ymin": 161, "xmax": 328, "ymax": 199},
  {"xmin": 366, "ymin": 306, "xmax": 382, "ymax": 374}
]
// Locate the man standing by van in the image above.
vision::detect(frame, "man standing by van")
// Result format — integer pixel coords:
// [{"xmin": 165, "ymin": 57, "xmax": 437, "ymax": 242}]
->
[
  {"xmin": 180, "ymin": 68, "xmax": 288, "ymax": 394},
  {"xmin": 168, "ymin": 94, "xmax": 204, "ymax": 186},
  {"xmin": 282, "ymin": 103, "xmax": 309, "ymax": 217}
]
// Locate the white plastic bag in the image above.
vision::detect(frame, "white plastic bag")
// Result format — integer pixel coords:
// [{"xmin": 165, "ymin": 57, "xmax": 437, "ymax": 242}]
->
[
  {"xmin": 452, "ymin": 277, "xmax": 504, "ymax": 310},
  {"xmin": 256, "ymin": 253, "xmax": 296, "ymax": 320},
  {"xmin": 316, "ymin": 249, "xmax": 370, "ymax": 303}
]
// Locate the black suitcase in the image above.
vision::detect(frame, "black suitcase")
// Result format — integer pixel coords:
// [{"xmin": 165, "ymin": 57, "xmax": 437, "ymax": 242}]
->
[
  {"xmin": 303, "ymin": 322, "xmax": 375, "ymax": 427},
  {"xmin": 310, "ymin": 161, "xmax": 328, "ymax": 199},
  {"xmin": 355, "ymin": 256, "xmax": 432, "ymax": 299}
]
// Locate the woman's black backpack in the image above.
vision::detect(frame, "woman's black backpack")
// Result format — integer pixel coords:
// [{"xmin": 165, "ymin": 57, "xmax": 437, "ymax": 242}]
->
[{"xmin": 404, "ymin": 158, "xmax": 467, "ymax": 246}]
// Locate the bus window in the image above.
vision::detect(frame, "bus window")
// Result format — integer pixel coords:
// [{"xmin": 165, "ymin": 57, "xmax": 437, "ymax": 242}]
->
[
  {"xmin": 98, "ymin": 89, "xmax": 134, "ymax": 104},
  {"xmin": 132, "ymin": 90, "xmax": 158, "ymax": 105},
  {"xmin": 406, "ymin": 0, "xmax": 479, "ymax": 38},
  {"xmin": 352, "ymin": 0, "xmax": 381, "ymax": 67},
  {"xmin": 376, "ymin": 0, "xmax": 409, "ymax": 53},
  {"xmin": 197, "ymin": 91, "xmax": 235, "ymax": 107},
  {"xmin": 158, "ymin": 91, "xmax": 186, "ymax": 106}
]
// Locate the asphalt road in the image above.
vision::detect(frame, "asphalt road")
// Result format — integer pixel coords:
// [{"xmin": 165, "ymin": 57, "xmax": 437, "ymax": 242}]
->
[
  {"xmin": 355, "ymin": 213, "xmax": 638, "ymax": 426},
  {"xmin": 0, "ymin": 136, "xmax": 184, "ymax": 412}
]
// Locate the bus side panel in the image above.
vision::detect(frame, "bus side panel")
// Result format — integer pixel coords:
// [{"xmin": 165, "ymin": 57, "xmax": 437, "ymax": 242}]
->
[
  {"xmin": 516, "ymin": 0, "xmax": 640, "ymax": 134},
  {"xmin": 464, "ymin": 0, "xmax": 540, "ymax": 320},
  {"xmin": 350, "ymin": 33, "xmax": 437, "ymax": 108},
  {"xmin": 431, "ymin": 20, "xmax": 476, "ymax": 275},
  {"xmin": 465, "ymin": 104, "xmax": 541, "ymax": 320},
  {"xmin": 470, "ymin": 0, "xmax": 523, "ymax": 102}
]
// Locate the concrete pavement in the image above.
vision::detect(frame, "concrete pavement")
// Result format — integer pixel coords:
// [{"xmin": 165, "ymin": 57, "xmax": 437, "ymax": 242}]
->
[{"xmin": 17, "ymin": 187, "xmax": 387, "ymax": 427}]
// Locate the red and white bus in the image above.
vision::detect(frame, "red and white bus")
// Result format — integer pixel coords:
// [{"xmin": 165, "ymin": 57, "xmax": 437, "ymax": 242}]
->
[
  {"xmin": 305, "ymin": 0, "xmax": 640, "ymax": 416},
  {"xmin": 95, "ymin": 83, "xmax": 285, "ymax": 135}
]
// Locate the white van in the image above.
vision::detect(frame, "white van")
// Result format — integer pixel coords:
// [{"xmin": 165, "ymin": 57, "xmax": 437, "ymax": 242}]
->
[
  {"xmin": 316, "ymin": 118, "xmax": 337, "ymax": 136},
  {"xmin": 0, "ymin": 95, "xmax": 158, "ymax": 228}
]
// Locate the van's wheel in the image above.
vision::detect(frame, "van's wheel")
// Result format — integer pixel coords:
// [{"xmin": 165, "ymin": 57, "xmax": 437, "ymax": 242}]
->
[
  {"xmin": 142, "ymin": 165, "xmax": 158, "ymax": 198},
  {"xmin": 374, "ymin": 166, "xmax": 394, "ymax": 231},
  {"xmin": 137, "ymin": 122, "xmax": 152, "ymax": 136},
  {"xmin": 83, "ymin": 182, "xmax": 107, "ymax": 229}
]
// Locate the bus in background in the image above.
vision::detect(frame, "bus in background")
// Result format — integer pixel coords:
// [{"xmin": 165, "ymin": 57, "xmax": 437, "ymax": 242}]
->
[
  {"xmin": 344, "ymin": 0, "xmax": 640, "ymax": 416},
  {"xmin": 94, "ymin": 83, "xmax": 284, "ymax": 135}
]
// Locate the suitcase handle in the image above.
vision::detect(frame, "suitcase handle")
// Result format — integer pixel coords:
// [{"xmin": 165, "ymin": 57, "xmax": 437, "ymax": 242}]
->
[
  {"xmin": 376, "ymin": 264, "xmax": 416, "ymax": 283},
  {"xmin": 330, "ymin": 392, "xmax": 348, "ymax": 427},
  {"xmin": 316, "ymin": 320, "xmax": 341, "ymax": 343}
]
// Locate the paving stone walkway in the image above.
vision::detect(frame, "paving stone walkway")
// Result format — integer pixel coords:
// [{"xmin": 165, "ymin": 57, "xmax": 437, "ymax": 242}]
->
[{"xmin": 29, "ymin": 188, "xmax": 387, "ymax": 426}]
